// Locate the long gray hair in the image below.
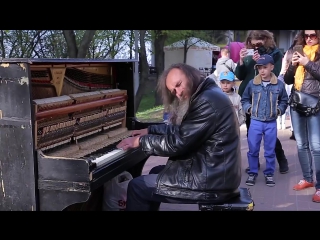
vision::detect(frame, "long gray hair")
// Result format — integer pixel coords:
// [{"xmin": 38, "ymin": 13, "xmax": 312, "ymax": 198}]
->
[{"xmin": 157, "ymin": 63, "xmax": 202, "ymax": 125}]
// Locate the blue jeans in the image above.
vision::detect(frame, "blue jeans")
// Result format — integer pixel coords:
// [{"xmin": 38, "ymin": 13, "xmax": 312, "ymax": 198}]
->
[
  {"xmin": 125, "ymin": 174, "xmax": 200, "ymax": 211},
  {"xmin": 247, "ymin": 119, "xmax": 277, "ymax": 176},
  {"xmin": 290, "ymin": 108, "xmax": 320, "ymax": 189}
]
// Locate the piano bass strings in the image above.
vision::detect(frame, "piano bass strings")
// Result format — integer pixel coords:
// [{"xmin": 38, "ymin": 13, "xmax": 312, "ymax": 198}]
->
[{"xmin": 33, "ymin": 89, "xmax": 131, "ymax": 167}]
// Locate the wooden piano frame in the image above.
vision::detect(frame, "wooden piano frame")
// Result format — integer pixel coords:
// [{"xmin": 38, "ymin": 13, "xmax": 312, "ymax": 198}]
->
[{"xmin": 0, "ymin": 58, "xmax": 155, "ymax": 211}]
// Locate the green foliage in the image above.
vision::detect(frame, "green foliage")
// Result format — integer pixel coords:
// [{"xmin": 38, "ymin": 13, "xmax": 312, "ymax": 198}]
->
[
  {"xmin": 137, "ymin": 91, "xmax": 156, "ymax": 112},
  {"xmin": 0, "ymin": 30, "xmax": 139, "ymax": 59},
  {"xmin": 136, "ymin": 105, "xmax": 164, "ymax": 122},
  {"xmin": 86, "ymin": 30, "xmax": 129, "ymax": 58}
]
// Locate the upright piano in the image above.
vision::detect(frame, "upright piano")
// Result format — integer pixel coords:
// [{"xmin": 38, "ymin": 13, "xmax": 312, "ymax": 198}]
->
[{"xmin": 0, "ymin": 58, "xmax": 155, "ymax": 211}]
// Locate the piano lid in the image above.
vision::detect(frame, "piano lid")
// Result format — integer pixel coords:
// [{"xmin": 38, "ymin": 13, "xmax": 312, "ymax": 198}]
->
[{"xmin": 0, "ymin": 58, "xmax": 138, "ymax": 64}]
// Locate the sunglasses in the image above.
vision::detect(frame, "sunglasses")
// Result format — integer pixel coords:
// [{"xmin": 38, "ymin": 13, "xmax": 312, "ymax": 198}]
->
[
  {"xmin": 251, "ymin": 42, "xmax": 263, "ymax": 48},
  {"xmin": 304, "ymin": 33, "xmax": 317, "ymax": 40}
]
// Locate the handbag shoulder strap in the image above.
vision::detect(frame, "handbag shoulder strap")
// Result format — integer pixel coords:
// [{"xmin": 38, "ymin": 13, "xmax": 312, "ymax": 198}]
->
[{"xmin": 223, "ymin": 59, "xmax": 234, "ymax": 73}]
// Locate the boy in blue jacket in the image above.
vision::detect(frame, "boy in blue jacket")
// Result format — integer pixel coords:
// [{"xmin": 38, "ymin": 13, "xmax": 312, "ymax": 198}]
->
[{"xmin": 241, "ymin": 54, "xmax": 288, "ymax": 187}]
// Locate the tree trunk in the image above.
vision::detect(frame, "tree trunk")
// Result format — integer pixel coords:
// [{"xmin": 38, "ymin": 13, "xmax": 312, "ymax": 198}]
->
[
  {"xmin": 63, "ymin": 30, "xmax": 96, "ymax": 58},
  {"xmin": 0, "ymin": 30, "xmax": 6, "ymax": 58},
  {"xmin": 63, "ymin": 30, "xmax": 78, "ymax": 58},
  {"xmin": 129, "ymin": 30, "xmax": 134, "ymax": 59},
  {"xmin": 135, "ymin": 30, "xmax": 149, "ymax": 113},
  {"xmin": 77, "ymin": 30, "xmax": 96, "ymax": 58},
  {"xmin": 154, "ymin": 30, "xmax": 167, "ymax": 106},
  {"xmin": 183, "ymin": 39, "xmax": 188, "ymax": 63}
]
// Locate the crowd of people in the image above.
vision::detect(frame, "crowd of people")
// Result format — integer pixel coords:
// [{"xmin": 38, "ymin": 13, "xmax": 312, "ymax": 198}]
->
[{"xmin": 116, "ymin": 30, "xmax": 320, "ymax": 211}]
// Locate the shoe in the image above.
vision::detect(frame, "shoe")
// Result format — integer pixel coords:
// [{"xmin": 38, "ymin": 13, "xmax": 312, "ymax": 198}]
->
[
  {"xmin": 265, "ymin": 175, "xmax": 275, "ymax": 187},
  {"xmin": 246, "ymin": 174, "xmax": 257, "ymax": 186},
  {"xmin": 293, "ymin": 180, "xmax": 314, "ymax": 191},
  {"xmin": 245, "ymin": 163, "xmax": 260, "ymax": 174},
  {"xmin": 278, "ymin": 159, "xmax": 289, "ymax": 174},
  {"xmin": 312, "ymin": 189, "xmax": 320, "ymax": 203}
]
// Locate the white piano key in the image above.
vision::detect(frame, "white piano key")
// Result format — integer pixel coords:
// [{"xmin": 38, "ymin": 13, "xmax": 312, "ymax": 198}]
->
[{"xmin": 91, "ymin": 149, "xmax": 126, "ymax": 167}]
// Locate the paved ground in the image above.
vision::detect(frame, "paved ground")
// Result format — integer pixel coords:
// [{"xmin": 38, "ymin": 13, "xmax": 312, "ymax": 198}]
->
[{"xmin": 141, "ymin": 119, "xmax": 320, "ymax": 211}]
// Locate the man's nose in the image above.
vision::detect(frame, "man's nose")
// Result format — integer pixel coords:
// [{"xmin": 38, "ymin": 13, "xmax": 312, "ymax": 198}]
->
[{"xmin": 176, "ymin": 89, "xmax": 182, "ymax": 97}]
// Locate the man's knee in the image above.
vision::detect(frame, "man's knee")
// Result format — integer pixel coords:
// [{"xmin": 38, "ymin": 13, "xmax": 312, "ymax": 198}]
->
[
  {"xmin": 149, "ymin": 165, "xmax": 166, "ymax": 174},
  {"xmin": 128, "ymin": 174, "xmax": 158, "ymax": 194},
  {"xmin": 127, "ymin": 176, "xmax": 141, "ymax": 194}
]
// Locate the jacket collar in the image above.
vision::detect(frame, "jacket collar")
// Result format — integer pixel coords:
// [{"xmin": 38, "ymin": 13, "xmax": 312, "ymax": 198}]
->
[
  {"xmin": 253, "ymin": 72, "xmax": 278, "ymax": 85},
  {"xmin": 191, "ymin": 77, "xmax": 217, "ymax": 99}
]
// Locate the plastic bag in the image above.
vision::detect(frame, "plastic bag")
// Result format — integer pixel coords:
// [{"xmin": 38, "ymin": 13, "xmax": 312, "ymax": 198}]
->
[{"xmin": 102, "ymin": 171, "xmax": 133, "ymax": 211}]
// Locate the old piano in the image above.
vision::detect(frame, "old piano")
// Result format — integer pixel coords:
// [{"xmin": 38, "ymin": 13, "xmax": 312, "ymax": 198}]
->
[{"xmin": 0, "ymin": 58, "xmax": 155, "ymax": 211}]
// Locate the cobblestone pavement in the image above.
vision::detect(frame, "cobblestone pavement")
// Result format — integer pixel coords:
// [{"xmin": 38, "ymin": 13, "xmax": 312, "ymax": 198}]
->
[{"xmin": 141, "ymin": 120, "xmax": 320, "ymax": 211}]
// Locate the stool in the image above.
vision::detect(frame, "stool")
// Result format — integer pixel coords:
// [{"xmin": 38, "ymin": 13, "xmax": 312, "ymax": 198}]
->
[{"xmin": 198, "ymin": 187, "xmax": 254, "ymax": 211}]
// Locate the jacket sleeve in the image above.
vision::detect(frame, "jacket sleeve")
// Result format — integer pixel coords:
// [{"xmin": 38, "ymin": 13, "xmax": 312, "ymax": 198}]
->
[
  {"xmin": 277, "ymin": 81, "xmax": 289, "ymax": 115},
  {"xmin": 279, "ymin": 51, "xmax": 289, "ymax": 75},
  {"xmin": 272, "ymin": 52, "xmax": 283, "ymax": 77},
  {"xmin": 284, "ymin": 64, "xmax": 297, "ymax": 85},
  {"xmin": 148, "ymin": 124, "xmax": 178, "ymax": 135},
  {"xmin": 240, "ymin": 82, "xmax": 252, "ymax": 114},
  {"xmin": 139, "ymin": 99, "xmax": 216, "ymax": 157},
  {"xmin": 235, "ymin": 62, "xmax": 247, "ymax": 80},
  {"xmin": 237, "ymin": 99, "xmax": 246, "ymax": 126},
  {"xmin": 304, "ymin": 60, "xmax": 320, "ymax": 81}
]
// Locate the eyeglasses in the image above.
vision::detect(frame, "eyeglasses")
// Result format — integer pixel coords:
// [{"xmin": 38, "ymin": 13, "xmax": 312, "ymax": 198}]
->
[{"xmin": 304, "ymin": 33, "xmax": 317, "ymax": 40}]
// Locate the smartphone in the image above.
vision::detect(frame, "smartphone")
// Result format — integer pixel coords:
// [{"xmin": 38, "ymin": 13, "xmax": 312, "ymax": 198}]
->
[
  {"xmin": 293, "ymin": 45, "xmax": 304, "ymax": 56},
  {"xmin": 247, "ymin": 49, "xmax": 254, "ymax": 56}
]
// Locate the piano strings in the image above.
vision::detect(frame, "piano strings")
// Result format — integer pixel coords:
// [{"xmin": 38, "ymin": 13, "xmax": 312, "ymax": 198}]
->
[{"xmin": 33, "ymin": 89, "xmax": 130, "ymax": 162}]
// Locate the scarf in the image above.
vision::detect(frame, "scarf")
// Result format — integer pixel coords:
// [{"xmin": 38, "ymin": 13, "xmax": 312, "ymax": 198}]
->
[{"xmin": 294, "ymin": 44, "xmax": 319, "ymax": 90}]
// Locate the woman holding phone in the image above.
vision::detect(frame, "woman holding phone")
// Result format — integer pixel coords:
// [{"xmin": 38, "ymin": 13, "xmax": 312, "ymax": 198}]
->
[
  {"xmin": 278, "ymin": 36, "xmax": 298, "ymax": 140},
  {"xmin": 235, "ymin": 30, "xmax": 288, "ymax": 174},
  {"xmin": 284, "ymin": 30, "xmax": 320, "ymax": 203}
]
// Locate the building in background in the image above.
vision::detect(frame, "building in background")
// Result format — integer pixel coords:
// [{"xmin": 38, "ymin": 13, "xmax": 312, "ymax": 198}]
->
[{"xmin": 163, "ymin": 37, "xmax": 220, "ymax": 72}]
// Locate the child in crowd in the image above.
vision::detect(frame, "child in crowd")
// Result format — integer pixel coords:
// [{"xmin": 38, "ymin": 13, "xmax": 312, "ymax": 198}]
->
[
  {"xmin": 241, "ymin": 55, "xmax": 288, "ymax": 187},
  {"xmin": 219, "ymin": 71, "xmax": 245, "ymax": 126}
]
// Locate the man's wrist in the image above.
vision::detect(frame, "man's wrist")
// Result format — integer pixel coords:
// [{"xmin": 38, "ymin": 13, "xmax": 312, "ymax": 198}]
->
[{"xmin": 134, "ymin": 136, "xmax": 141, "ymax": 147}]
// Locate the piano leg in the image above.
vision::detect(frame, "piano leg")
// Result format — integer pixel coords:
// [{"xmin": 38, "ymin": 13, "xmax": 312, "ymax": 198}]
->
[
  {"xmin": 39, "ymin": 189, "xmax": 91, "ymax": 211},
  {"xmin": 64, "ymin": 187, "xmax": 104, "ymax": 211}
]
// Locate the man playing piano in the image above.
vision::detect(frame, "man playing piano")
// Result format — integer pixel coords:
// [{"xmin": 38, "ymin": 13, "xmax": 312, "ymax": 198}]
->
[{"xmin": 117, "ymin": 63, "xmax": 242, "ymax": 211}]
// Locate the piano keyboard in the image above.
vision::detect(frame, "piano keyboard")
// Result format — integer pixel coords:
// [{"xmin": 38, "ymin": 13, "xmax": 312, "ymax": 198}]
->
[
  {"xmin": 42, "ymin": 127, "xmax": 132, "ymax": 168},
  {"xmin": 84, "ymin": 142, "xmax": 127, "ymax": 167}
]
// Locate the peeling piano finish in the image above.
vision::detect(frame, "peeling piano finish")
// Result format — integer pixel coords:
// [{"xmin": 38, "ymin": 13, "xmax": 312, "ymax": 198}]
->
[{"xmin": 0, "ymin": 62, "xmax": 37, "ymax": 211}]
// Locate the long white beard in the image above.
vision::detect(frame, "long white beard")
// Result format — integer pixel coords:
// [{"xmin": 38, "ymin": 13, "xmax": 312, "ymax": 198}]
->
[{"xmin": 169, "ymin": 98, "xmax": 190, "ymax": 125}]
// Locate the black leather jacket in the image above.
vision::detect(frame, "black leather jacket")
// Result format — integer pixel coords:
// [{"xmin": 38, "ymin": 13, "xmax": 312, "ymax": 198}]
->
[
  {"xmin": 139, "ymin": 78, "xmax": 242, "ymax": 203},
  {"xmin": 284, "ymin": 60, "xmax": 320, "ymax": 97}
]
